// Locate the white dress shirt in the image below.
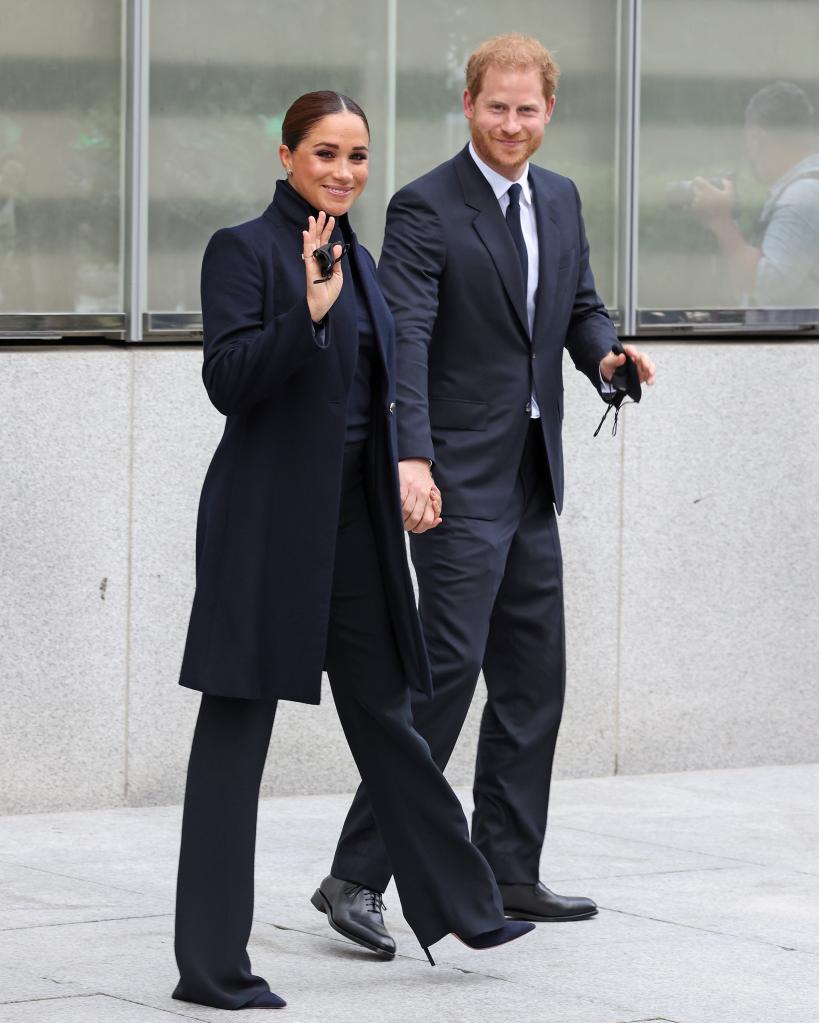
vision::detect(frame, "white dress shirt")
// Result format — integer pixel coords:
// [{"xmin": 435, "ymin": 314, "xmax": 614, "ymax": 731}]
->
[{"xmin": 467, "ymin": 142, "xmax": 613, "ymax": 414}]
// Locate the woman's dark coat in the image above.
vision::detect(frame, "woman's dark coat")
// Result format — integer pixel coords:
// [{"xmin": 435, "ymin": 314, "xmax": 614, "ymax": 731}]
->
[{"xmin": 179, "ymin": 180, "xmax": 431, "ymax": 703}]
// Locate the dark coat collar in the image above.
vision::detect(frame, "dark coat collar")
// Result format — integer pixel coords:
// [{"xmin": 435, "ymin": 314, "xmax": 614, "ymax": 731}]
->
[
  {"xmin": 261, "ymin": 178, "xmax": 392, "ymax": 384},
  {"xmin": 263, "ymin": 178, "xmax": 353, "ymax": 242}
]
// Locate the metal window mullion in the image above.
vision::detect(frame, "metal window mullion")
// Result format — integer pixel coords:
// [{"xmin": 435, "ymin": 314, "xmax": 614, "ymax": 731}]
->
[
  {"xmin": 385, "ymin": 0, "xmax": 398, "ymax": 208},
  {"xmin": 619, "ymin": 0, "xmax": 641, "ymax": 339},
  {"xmin": 125, "ymin": 0, "xmax": 149, "ymax": 342}
]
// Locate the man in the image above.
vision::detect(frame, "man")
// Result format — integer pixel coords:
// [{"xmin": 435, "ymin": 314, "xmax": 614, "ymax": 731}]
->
[
  {"xmin": 689, "ymin": 80, "xmax": 819, "ymax": 312},
  {"xmin": 311, "ymin": 33, "xmax": 655, "ymax": 956}
]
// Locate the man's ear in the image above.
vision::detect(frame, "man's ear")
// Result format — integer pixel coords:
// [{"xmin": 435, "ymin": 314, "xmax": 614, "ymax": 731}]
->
[{"xmin": 463, "ymin": 88, "xmax": 475, "ymax": 119}]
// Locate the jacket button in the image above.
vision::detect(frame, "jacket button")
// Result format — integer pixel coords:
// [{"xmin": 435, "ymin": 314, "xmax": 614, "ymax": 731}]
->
[
  {"xmin": 524, "ymin": 401, "xmax": 531, "ymax": 414},
  {"xmin": 388, "ymin": 401, "xmax": 396, "ymax": 414}
]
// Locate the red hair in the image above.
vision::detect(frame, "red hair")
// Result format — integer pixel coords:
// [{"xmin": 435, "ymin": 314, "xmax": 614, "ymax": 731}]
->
[{"xmin": 466, "ymin": 34, "xmax": 560, "ymax": 102}]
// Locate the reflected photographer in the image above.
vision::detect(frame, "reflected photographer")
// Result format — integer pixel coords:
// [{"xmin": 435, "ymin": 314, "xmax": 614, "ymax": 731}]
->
[{"xmin": 684, "ymin": 81, "xmax": 819, "ymax": 308}]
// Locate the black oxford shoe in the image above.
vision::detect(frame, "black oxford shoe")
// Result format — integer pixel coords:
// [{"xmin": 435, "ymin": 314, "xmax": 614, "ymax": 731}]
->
[
  {"xmin": 498, "ymin": 880, "xmax": 598, "ymax": 921},
  {"xmin": 311, "ymin": 874, "xmax": 396, "ymax": 957}
]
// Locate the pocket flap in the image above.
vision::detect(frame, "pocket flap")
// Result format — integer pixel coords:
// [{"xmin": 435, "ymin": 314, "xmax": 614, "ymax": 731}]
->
[{"xmin": 429, "ymin": 397, "xmax": 489, "ymax": 431}]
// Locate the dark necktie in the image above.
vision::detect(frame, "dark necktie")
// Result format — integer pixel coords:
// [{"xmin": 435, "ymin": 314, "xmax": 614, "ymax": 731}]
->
[{"xmin": 505, "ymin": 182, "xmax": 528, "ymax": 295}]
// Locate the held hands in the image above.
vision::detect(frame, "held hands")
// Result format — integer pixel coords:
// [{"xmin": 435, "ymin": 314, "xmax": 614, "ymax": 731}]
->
[
  {"xmin": 303, "ymin": 211, "xmax": 343, "ymax": 323},
  {"xmin": 600, "ymin": 343, "xmax": 656, "ymax": 386},
  {"xmin": 399, "ymin": 459, "xmax": 442, "ymax": 534}
]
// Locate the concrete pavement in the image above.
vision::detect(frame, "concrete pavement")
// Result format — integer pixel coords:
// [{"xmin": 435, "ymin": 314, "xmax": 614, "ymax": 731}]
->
[{"xmin": 1, "ymin": 763, "xmax": 817, "ymax": 1022}]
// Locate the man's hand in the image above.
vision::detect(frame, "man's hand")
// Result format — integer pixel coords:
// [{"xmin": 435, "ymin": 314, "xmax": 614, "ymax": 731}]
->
[
  {"xmin": 689, "ymin": 177, "xmax": 735, "ymax": 228},
  {"xmin": 600, "ymin": 343, "xmax": 656, "ymax": 386},
  {"xmin": 687, "ymin": 177, "xmax": 759, "ymax": 294},
  {"xmin": 399, "ymin": 459, "xmax": 442, "ymax": 534}
]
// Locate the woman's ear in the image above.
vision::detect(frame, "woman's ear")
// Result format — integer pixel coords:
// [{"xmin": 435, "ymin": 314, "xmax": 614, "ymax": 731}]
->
[{"xmin": 278, "ymin": 143, "xmax": 293, "ymax": 176}]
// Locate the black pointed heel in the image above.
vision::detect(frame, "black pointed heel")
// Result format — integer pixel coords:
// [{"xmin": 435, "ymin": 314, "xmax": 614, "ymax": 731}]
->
[
  {"xmin": 422, "ymin": 946, "xmax": 436, "ymax": 966},
  {"xmin": 245, "ymin": 990, "xmax": 287, "ymax": 1008},
  {"xmin": 454, "ymin": 920, "xmax": 535, "ymax": 950}
]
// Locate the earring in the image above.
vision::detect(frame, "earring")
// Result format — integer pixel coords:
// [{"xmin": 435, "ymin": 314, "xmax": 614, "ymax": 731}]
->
[{"xmin": 287, "ymin": 168, "xmax": 293, "ymax": 176}]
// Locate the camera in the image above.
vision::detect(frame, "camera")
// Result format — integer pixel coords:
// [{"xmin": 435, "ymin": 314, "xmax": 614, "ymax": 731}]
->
[{"xmin": 665, "ymin": 174, "xmax": 732, "ymax": 209}]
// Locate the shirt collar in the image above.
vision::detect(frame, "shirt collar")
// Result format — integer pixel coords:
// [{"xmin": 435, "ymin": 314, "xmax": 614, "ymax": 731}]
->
[
  {"xmin": 768, "ymin": 151, "xmax": 819, "ymax": 202},
  {"xmin": 468, "ymin": 141, "xmax": 532, "ymax": 206}
]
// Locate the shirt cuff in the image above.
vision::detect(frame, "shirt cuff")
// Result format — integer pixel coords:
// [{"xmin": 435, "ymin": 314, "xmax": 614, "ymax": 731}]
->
[{"xmin": 312, "ymin": 319, "xmax": 328, "ymax": 349}]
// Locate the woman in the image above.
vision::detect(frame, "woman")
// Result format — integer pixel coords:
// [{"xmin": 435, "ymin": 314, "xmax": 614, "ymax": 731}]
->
[{"xmin": 172, "ymin": 91, "xmax": 533, "ymax": 1011}]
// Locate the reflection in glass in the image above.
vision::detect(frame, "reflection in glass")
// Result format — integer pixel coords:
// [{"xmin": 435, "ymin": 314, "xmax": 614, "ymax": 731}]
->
[
  {"xmin": 639, "ymin": 0, "xmax": 819, "ymax": 317},
  {"xmin": 394, "ymin": 0, "xmax": 620, "ymax": 308},
  {"xmin": 0, "ymin": 0, "xmax": 122, "ymax": 314},
  {"xmin": 148, "ymin": 1, "xmax": 388, "ymax": 312},
  {"xmin": 689, "ymin": 83, "xmax": 819, "ymax": 311}
]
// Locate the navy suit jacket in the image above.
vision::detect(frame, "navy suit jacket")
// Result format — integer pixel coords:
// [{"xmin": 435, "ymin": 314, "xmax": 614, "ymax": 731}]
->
[{"xmin": 378, "ymin": 145, "xmax": 617, "ymax": 517}]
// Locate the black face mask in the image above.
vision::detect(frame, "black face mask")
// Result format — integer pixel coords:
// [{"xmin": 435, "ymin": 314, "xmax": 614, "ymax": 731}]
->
[
  {"xmin": 311, "ymin": 242, "xmax": 349, "ymax": 283},
  {"xmin": 594, "ymin": 342, "xmax": 642, "ymax": 437},
  {"xmin": 609, "ymin": 342, "xmax": 642, "ymax": 403}
]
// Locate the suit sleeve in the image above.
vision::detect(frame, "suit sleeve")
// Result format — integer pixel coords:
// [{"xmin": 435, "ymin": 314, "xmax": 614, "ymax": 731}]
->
[
  {"xmin": 200, "ymin": 227, "xmax": 329, "ymax": 416},
  {"xmin": 563, "ymin": 181, "xmax": 618, "ymax": 397},
  {"xmin": 377, "ymin": 189, "xmax": 445, "ymax": 463}
]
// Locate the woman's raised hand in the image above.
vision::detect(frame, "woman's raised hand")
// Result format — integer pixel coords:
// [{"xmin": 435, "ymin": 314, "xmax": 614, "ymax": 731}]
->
[{"xmin": 303, "ymin": 211, "xmax": 344, "ymax": 323}]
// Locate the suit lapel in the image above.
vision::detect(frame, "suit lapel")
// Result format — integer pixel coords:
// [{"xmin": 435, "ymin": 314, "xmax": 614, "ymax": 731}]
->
[
  {"xmin": 349, "ymin": 238, "xmax": 391, "ymax": 377},
  {"xmin": 454, "ymin": 147, "xmax": 530, "ymax": 341},
  {"xmin": 530, "ymin": 170, "xmax": 560, "ymax": 343}
]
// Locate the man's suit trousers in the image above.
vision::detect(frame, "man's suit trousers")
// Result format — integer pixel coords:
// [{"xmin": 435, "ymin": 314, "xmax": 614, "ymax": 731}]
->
[
  {"xmin": 332, "ymin": 422, "xmax": 565, "ymax": 889},
  {"xmin": 173, "ymin": 441, "xmax": 505, "ymax": 1009}
]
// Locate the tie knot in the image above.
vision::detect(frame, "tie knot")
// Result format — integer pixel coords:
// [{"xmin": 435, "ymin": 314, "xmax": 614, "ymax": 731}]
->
[{"xmin": 507, "ymin": 182, "xmax": 523, "ymax": 207}]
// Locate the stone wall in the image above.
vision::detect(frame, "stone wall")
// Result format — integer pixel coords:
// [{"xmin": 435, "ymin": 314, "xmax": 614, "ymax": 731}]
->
[{"xmin": 1, "ymin": 342, "xmax": 817, "ymax": 813}]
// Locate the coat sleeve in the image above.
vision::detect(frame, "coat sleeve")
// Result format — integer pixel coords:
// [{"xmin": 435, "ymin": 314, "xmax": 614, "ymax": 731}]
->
[
  {"xmin": 200, "ymin": 227, "xmax": 330, "ymax": 416},
  {"xmin": 563, "ymin": 181, "xmax": 618, "ymax": 397},
  {"xmin": 377, "ymin": 189, "xmax": 445, "ymax": 463}
]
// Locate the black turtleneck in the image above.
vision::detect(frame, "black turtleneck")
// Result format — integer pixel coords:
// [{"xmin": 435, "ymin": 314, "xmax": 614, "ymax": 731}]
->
[
  {"xmin": 273, "ymin": 177, "xmax": 353, "ymax": 241},
  {"xmin": 272, "ymin": 178, "xmax": 374, "ymax": 444}
]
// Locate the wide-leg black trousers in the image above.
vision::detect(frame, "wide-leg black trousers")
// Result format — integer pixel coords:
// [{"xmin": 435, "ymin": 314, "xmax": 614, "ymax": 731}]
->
[
  {"xmin": 173, "ymin": 441, "xmax": 505, "ymax": 1009},
  {"xmin": 332, "ymin": 422, "xmax": 565, "ymax": 891}
]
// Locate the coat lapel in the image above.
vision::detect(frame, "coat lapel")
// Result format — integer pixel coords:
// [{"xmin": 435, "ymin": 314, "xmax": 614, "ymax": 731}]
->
[
  {"xmin": 349, "ymin": 238, "xmax": 391, "ymax": 377},
  {"xmin": 530, "ymin": 171, "xmax": 560, "ymax": 343},
  {"xmin": 454, "ymin": 147, "xmax": 530, "ymax": 341},
  {"xmin": 330, "ymin": 248, "xmax": 358, "ymax": 393}
]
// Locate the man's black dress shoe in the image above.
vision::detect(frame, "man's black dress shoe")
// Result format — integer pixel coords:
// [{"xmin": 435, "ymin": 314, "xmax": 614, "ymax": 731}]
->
[
  {"xmin": 311, "ymin": 874, "xmax": 396, "ymax": 957},
  {"xmin": 498, "ymin": 880, "xmax": 598, "ymax": 922}
]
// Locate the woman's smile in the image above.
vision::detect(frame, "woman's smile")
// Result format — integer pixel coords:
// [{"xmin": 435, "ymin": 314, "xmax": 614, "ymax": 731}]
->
[{"xmin": 281, "ymin": 110, "xmax": 370, "ymax": 214}]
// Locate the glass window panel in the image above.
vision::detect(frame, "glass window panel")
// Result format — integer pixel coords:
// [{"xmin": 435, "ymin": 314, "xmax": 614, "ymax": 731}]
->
[
  {"xmin": 0, "ymin": 0, "xmax": 123, "ymax": 314},
  {"xmin": 148, "ymin": 0, "xmax": 388, "ymax": 313},
  {"xmin": 394, "ymin": 0, "xmax": 621, "ymax": 309},
  {"xmin": 638, "ymin": 0, "xmax": 819, "ymax": 320}
]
